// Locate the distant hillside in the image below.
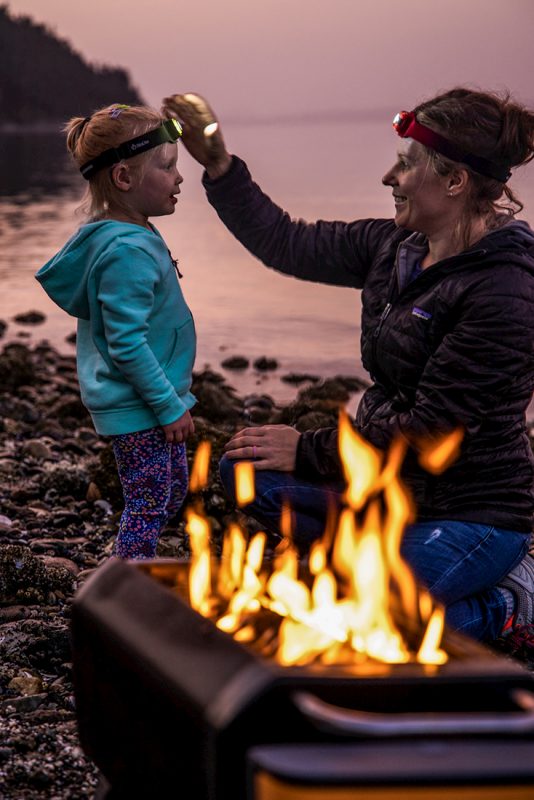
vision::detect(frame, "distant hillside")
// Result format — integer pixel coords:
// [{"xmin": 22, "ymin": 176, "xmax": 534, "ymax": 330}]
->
[{"xmin": 0, "ymin": 4, "xmax": 144, "ymax": 124}]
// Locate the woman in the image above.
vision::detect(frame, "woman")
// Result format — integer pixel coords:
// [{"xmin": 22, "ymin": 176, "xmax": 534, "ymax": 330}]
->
[{"xmin": 163, "ymin": 88, "xmax": 534, "ymax": 641}]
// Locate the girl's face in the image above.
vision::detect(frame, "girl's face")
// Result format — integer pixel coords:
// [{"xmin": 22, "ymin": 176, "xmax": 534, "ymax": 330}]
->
[
  {"xmin": 381, "ymin": 139, "xmax": 451, "ymax": 236},
  {"xmin": 127, "ymin": 143, "xmax": 183, "ymax": 223}
]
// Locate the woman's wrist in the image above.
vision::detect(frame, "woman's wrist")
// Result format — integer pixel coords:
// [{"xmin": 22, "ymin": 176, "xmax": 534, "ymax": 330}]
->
[{"xmin": 206, "ymin": 153, "xmax": 233, "ymax": 180}]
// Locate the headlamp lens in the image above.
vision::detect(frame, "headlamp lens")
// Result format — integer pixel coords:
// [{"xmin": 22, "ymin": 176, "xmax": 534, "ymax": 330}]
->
[
  {"xmin": 170, "ymin": 118, "xmax": 183, "ymax": 138},
  {"xmin": 392, "ymin": 110, "xmax": 412, "ymax": 136}
]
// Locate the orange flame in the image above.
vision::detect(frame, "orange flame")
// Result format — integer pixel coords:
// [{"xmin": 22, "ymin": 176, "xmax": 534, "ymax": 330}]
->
[
  {"xmin": 189, "ymin": 441, "xmax": 211, "ymax": 492},
  {"xmin": 185, "ymin": 507, "xmax": 211, "ymax": 616},
  {"xmin": 419, "ymin": 428, "xmax": 463, "ymax": 474},
  {"xmin": 234, "ymin": 461, "xmax": 255, "ymax": 506},
  {"xmin": 339, "ymin": 410, "xmax": 382, "ymax": 509},
  {"xmin": 184, "ymin": 424, "xmax": 463, "ymax": 667}
]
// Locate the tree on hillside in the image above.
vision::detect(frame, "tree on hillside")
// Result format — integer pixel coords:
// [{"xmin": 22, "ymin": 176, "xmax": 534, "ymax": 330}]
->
[{"xmin": 0, "ymin": 4, "xmax": 144, "ymax": 124}]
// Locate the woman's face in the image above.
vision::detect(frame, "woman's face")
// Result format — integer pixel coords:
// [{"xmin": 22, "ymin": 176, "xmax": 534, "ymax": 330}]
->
[{"xmin": 382, "ymin": 139, "xmax": 451, "ymax": 236}]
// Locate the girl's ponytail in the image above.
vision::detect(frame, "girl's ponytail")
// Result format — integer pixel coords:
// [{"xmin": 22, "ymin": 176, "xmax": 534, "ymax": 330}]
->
[{"xmin": 64, "ymin": 116, "xmax": 91, "ymax": 159}]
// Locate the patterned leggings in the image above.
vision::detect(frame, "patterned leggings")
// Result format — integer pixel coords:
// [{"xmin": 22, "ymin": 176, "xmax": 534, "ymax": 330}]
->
[{"xmin": 110, "ymin": 426, "xmax": 189, "ymax": 559}]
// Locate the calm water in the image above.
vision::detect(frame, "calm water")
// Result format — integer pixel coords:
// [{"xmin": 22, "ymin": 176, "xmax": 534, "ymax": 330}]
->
[{"xmin": 1, "ymin": 118, "xmax": 534, "ymax": 405}]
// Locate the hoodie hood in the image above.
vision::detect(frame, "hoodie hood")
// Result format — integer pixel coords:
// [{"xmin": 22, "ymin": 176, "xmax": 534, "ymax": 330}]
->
[
  {"xmin": 481, "ymin": 218, "xmax": 534, "ymax": 258},
  {"xmin": 36, "ymin": 220, "xmax": 164, "ymax": 319}
]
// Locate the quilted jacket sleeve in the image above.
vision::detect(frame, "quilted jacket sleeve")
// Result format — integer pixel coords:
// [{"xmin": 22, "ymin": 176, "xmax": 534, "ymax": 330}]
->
[{"xmin": 203, "ymin": 156, "xmax": 395, "ymax": 290}]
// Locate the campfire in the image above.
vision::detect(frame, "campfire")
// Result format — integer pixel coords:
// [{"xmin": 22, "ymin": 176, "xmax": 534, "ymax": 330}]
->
[
  {"xmin": 71, "ymin": 415, "xmax": 534, "ymax": 800},
  {"xmin": 184, "ymin": 412, "xmax": 463, "ymax": 668}
]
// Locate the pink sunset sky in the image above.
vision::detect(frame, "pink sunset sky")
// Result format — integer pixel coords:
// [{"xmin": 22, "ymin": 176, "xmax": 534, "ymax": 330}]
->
[{"xmin": 5, "ymin": 0, "xmax": 534, "ymax": 117}]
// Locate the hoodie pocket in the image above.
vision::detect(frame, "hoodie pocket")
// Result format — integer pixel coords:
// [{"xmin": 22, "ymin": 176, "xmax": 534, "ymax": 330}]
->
[{"xmin": 162, "ymin": 316, "xmax": 196, "ymax": 388}]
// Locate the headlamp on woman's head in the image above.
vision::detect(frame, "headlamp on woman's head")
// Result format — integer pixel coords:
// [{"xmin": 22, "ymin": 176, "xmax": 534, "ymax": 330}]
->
[
  {"xmin": 392, "ymin": 109, "xmax": 511, "ymax": 183},
  {"xmin": 392, "ymin": 110, "xmax": 416, "ymax": 137},
  {"xmin": 80, "ymin": 118, "xmax": 183, "ymax": 180}
]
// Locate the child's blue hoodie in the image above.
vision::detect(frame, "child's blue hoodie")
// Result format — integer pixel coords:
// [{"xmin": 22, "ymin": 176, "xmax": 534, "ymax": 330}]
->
[{"xmin": 36, "ymin": 220, "xmax": 196, "ymax": 435}]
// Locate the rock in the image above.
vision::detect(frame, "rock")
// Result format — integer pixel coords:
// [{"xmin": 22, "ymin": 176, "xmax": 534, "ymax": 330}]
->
[
  {"xmin": 0, "ymin": 692, "xmax": 48, "ymax": 713},
  {"xmin": 48, "ymin": 396, "xmax": 90, "ymax": 423},
  {"xmin": 30, "ymin": 538, "xmax": 68, "ymax": 554},
  {"xmin": 221, "ymin": 355, "xmax": 250, "ymax": 370},
  {"xmin": 75, "ymin": 568, "xmax": 98, "ymax": 586},
  {"xmin": 243, "ymin": 393, "xmax": 277, "ymax": 424},
  {"xmin": 85, "ymin": 481, "xmax": 101, "ymax": 502},
  {"xmin": 87, "ymin": 446, "xmax": 123, "ymax": 510},
  {"xmin": 0, "ymin": 343, "xmax": 37, "ymax": 391},
  {"xmin": 0, "ymin": 458, "xmax": 18, "ymax": 477},
  {"xmin": 253, "ymin": 356, "xmax": 278, "ymax": 371},
  {"xmin": 8, "ymin": 671, "xmax": 44, "ymax": 696},
  {"xmin": 94, "ymin": 499, "xmax": 113, "ymax": 515},
  {"xmin": 0, "ymin": 513, "xmax": 13, "ymax": 530},
  {"xmin": 0, "ymin": 319, "xmax": 7, "ymax": 337},
  {"xmin": 11, "ymin": 483, "xmax": 41, "ymax": 502},
  {"xmin": 77, "ymin": 426, "xmax": 99, "ymax": 443},
  {"xmin": 281, "ymin": 372, "xmax": 320, "ymax": 384},
  {"xmin": 297, "ymin": 378, "xmax": 351, "ymax": 404},
  {"xmin": 65, "ymin": 331, "xmax": 77, "ymax": 344},
  {"xmin": 50, "ymin": 510, "xmax": 83, "ymax": 528},
  {"xmin": 193, "ymin": 368, "xmax": 228, "ymax": 384},
  {"xmin": 39, "ymin": 556, "xmax": 80, "ymax": 577},
  {"xmin": 27, "ymin": 505, "xmax": 51, "ymax": 518},
  {"xmin": 21, "ymin": 439, "xmax": 54, "ymax": 461},
  {"xmin": 191, "ymin": 371, "xmax": 243, "ymax": 425},
  {"xmin": 244, "ymin": 393, "xmax": 275, "ymax": 411},
  {"xmin": 39, "ymin": 464, "xmax": 90, "ymax": 501},
  {"xmin": 0, "ymin": 605, "xmax": 31, "ymax": 624},
  {"xmin": 334, "ymin": 374, "xmax": 370, "ymax": 392},
  {"xmin": 0, "ymin": 394, "xmax": 40, "ymax": 422},
  {"xmin": 0, "ymin": 747, "xmax": 14, "ymax": 763},
  {"xmin": 0, "ymin": 545, "xmax": 75, "ymax": 604},
  {"xmin": 13, "ymin": 310, "xmax": 46, "ymax": 325}
]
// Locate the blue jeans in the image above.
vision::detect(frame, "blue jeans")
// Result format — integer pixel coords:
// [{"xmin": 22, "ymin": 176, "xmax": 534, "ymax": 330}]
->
[{"xmin": 219, "ymin": 456, "xmax": 531, "ymax": 641}]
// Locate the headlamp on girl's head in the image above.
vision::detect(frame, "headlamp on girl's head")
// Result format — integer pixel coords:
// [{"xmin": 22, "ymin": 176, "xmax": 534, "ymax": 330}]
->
[
  {"xmin": 392, "ymin": 109, "xmax": 510, "ymax": 183},
  {"xmin": 80, "ymin": 118, "xmax": 183, "ymax": 180}
]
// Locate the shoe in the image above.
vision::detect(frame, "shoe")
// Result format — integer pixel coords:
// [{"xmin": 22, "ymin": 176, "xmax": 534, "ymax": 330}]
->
[{"xmin": 499, "ymin": 552, "xmax": 534, "ymax": 627}]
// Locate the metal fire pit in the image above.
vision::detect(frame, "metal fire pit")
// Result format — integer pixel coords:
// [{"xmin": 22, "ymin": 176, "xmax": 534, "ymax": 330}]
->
[{"xmin": 71, "ymin": 558, "xmax": 534, "ymax": 800}]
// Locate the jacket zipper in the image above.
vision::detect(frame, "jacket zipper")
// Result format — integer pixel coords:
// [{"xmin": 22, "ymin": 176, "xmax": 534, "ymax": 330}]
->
[{"xmin": 373, "ymin": 302, "xmax": 392, "ymax": 339}]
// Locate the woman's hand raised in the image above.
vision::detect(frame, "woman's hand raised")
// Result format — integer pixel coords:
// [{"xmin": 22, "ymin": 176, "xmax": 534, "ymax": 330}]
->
[
  {"xmin": 162, "ymin": 93, "xmax": 232, "ymax": 178},
  {"xmin": 224, "ymin": 425, "xmax": 301, "ymax": 471}
]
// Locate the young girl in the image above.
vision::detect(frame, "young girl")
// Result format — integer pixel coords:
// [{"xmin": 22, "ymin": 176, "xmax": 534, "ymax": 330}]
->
[{"xmin": 36, "ymin": 103, "xmax": 196, "ymax": 559}]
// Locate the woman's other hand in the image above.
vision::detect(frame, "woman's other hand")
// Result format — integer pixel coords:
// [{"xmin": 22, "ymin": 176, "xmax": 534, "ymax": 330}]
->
[
  {"xmin": 162, "ymin": 93, "xmax": 232, "ymax": 178},
  {"xmin": 224, "ymin": 425, "xmax": 301, "ymax": 471},
  {"xmin": 162, "ymin": 409, "xmax": 195, "ymax": 443}
]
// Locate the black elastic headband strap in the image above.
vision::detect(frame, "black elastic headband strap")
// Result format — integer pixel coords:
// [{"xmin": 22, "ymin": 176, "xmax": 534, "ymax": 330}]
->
[
  {"xmin": 393, "ymin": 111, "xmax": 511, "ymax": 183},
  {"xmin": 80, "ymin": 119, "xmax": 182, "ymax": 180}
]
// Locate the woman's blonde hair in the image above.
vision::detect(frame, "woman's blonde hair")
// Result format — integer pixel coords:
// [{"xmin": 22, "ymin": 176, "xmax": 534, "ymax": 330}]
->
[{"xmin": 65, "ymin": 104, "xmax": 168, "ymax": 219}]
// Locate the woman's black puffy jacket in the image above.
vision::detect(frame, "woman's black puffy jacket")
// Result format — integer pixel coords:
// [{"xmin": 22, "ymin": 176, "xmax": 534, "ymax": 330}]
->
[{"xmin": 204, "ymin": 157, "xmax": 534, "ymax": 532}]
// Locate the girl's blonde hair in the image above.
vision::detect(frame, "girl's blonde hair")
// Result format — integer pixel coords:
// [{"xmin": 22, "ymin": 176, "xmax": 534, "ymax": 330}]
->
[{"xmin": 65, "ymin": 104, "xmax": 168, "ymax": 219}]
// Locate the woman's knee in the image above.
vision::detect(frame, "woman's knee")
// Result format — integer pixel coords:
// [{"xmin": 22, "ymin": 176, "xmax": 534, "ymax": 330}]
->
[{"xmin": 219, "ymin": 454, "xmax": 237, "ymax": 501}]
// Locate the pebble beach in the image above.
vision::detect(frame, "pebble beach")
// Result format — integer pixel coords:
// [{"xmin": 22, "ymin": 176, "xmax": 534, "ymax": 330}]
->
[{"xmin": 0, "ymin": 332, "xmax": 532, "ymax": 799}]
